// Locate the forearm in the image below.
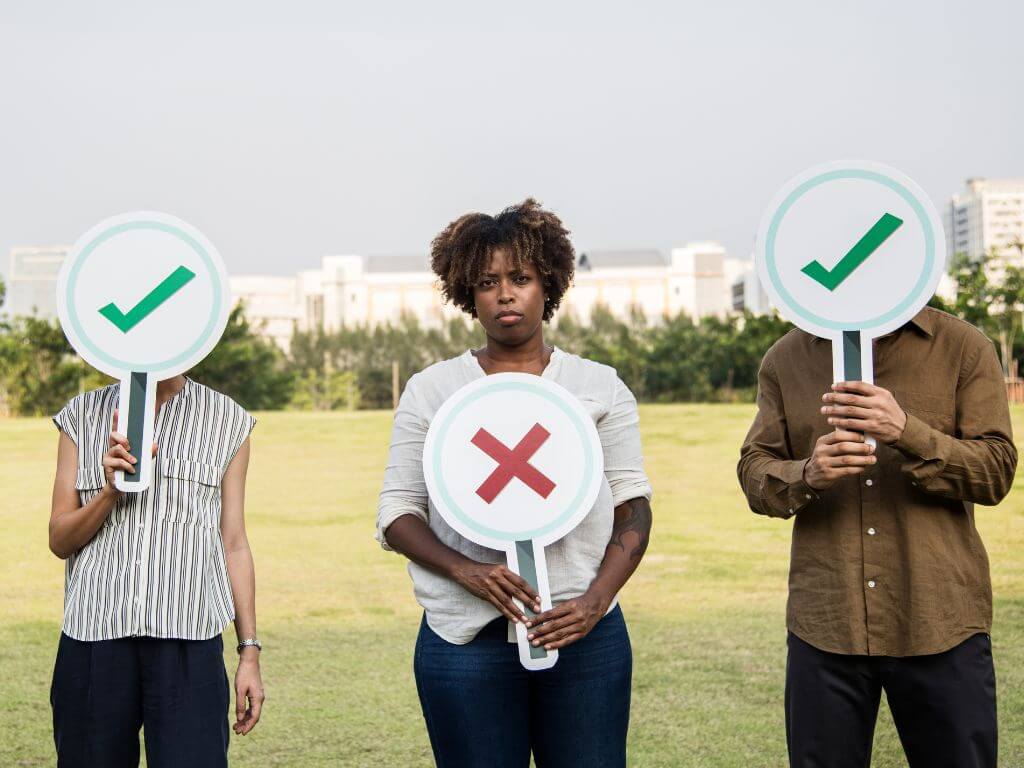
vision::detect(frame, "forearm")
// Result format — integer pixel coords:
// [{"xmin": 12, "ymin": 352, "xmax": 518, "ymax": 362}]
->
[
  {"xmin": 587, "ymin": 496, "xmax": 652, "ymax": 606},
  {"xmin": 49, "ymin": 487, "xmax": 119, "ymax": 558},
  {"xmin": 737, "ymin": 450, "xmax": 814, "ymax": 519},
  {"xmin": 895, "ymin": 413, "xmax": 1017, "ymax": 504},
  {"xmin": 384, "ymin": 514, "xmax": 479, "ymax": 580},
  {"xmin": 225, "ymin": 541, "xmax": 257, "ymax": 643}
]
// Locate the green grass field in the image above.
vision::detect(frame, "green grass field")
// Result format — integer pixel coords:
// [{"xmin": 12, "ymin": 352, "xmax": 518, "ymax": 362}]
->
[{"xmin": 1, "ymin": 405, "xmax": 1022, "ymax": 767}]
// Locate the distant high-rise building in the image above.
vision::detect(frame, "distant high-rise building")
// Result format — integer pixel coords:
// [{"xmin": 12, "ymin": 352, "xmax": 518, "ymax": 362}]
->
[
  {"xmin": 945, "ymin": 178, "xmax": 1024, "ymax": 264},
  {"xmin": 4, "ymin": 246, "xmax": 69, "ymax": 318}
]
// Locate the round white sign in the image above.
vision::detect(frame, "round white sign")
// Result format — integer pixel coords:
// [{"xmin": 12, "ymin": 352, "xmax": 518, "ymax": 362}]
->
[
  {"xmin": 56, "ymin": 211, "xmax": 230, "ymax": 380},
  {"xmin": 423, "ymin": 373, "xmax": 604, "ymax": 551},
  {"xmin": 754, "ymin": 160, "xmax": 946, "ymax": 341}
]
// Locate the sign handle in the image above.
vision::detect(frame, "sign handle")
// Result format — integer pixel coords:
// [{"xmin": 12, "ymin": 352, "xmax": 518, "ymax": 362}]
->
[
  {"xmin": 115, "ymin": 371, "xmax": 158, "ymax": 492},
  {"xmin": 832, "ymin": 330, "xmax": 877, "ymax": 449},
  {"xmin": 508, "ymin": 539, "xmax": 558, "ymax": 671}
]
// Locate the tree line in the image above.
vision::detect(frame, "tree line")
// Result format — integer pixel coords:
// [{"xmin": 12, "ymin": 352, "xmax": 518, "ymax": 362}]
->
[{"xmin": 0, "ymin": 249, "xmax": 1020, "ymax": 415}]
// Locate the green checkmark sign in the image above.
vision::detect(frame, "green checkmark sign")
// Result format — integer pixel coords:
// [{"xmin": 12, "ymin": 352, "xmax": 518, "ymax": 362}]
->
[
  {"xmin": 98, "ymin": 265, "xmax": 196, "ymax": 333},
  {"xmin": 801, "ymin": 213, "xmax": 903, "ymax": 291}
]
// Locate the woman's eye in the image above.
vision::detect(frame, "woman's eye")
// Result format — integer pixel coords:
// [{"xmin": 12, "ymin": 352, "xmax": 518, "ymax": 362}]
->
[{"xmin": 514, "ymin": 274, "xmax": 529, "ymax": 284}]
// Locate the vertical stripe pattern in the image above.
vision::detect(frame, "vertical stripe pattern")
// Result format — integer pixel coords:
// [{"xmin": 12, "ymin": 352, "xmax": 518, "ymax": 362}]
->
[{"xmin": 52, "ymin": 378, "xmax": 256, "ymax": 641}]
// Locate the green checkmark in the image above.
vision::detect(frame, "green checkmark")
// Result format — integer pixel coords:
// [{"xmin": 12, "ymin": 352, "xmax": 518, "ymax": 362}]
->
[
  {"xmin": 98, "ymin": 265, "xmax": 196, "ymax": 333},
  {"xmin": 801, "ymin": 213, "xmax": 903, "ymax": 291}
]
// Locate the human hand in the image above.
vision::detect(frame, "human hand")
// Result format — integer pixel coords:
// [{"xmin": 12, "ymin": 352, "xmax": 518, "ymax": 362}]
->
[
  {"xmin": 525, "ymin": 591, "xmax": 609, "ymax": 651},
  {"xmin": 233, "ymin": 652, "xmax": 264, "ymax": 736},
  {"xmin": 452, "ymin": 561, "xmax": 541, "ymax": 623},
  {"xmin": 803, "ymin": 428, "xmax": 876, "ymax": 491},
  {"xmin": 821, "ymin": 381, "xmax": 908, "ymax": 444},
  {"xmin": 103, "ymin": 409, "xmax": 158, "ymax": 492}
]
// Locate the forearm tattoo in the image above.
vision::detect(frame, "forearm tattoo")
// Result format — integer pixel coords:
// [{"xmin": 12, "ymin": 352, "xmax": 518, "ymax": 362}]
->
[{"xmin": 610, "ymin": 496, "xmax": 652, "ymax": 563}]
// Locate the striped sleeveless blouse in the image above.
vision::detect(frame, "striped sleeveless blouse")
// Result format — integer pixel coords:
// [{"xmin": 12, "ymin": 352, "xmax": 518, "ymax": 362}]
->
[{"xmin": 52, "ymin": 377, "xmax": 256, "ymax": 641}]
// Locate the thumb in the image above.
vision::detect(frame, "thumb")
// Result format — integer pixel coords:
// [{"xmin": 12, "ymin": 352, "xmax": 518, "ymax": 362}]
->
[
  {"xmin": 152, "ymin": 441, "xmax": 158, "ymax": 458},
  {"xmin": 110, "ymin": 408, "xmax": 120, "ymax": 446}
]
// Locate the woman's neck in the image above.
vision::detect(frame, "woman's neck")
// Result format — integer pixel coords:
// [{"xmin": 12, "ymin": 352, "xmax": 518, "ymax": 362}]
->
[
  {"xmin": 156, "ymin": 375, "xmax": 187, "ymax": 408},
  {"xmin": 475, "ymin": 332, "xmax": 551, "ymax": 376}
]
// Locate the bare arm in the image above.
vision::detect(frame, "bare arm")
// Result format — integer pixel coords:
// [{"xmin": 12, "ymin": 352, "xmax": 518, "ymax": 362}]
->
[
  {"xmin": 220, "ymin": 437, "xmax": 264, "ymax": 737},
  {"xmin": 385, "ymin": 515, "xmax": 539, "ymax": 623},
  {"xmin": 527, "ymin": 495, "xmax": 652, "ymax": 651},
  {"xmin": 49, "ymin": 413, "xmax": 138, "ymax": 559}
]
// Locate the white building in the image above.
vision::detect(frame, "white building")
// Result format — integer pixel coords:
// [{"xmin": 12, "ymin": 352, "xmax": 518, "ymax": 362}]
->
[
  {"xmin": 728, "ymin": 259, "xmax": 771, "ymax": 314},
  {"xmin": 4, "ymin": 246, "xmax": 69, "ymax": 317},
  {"xmin": 232, "ymin": 241, "xmax": 740, "ymax": 348},
  {"xmin": 945, "ymin": 178, "xmax": 1024, "ymax": 264}
]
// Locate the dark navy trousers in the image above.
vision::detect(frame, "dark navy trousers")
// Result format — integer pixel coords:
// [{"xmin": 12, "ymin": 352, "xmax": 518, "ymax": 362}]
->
[
  {"xmin": 414, "ymin": 604, "xmax": 633, "ymax": 768},
  {"xmin": 51, "ymin": 632, "xmax": 230, "ymax": 768}
]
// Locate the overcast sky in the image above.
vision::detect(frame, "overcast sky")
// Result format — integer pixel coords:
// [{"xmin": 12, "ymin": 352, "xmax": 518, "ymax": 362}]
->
[{"xmin": 1, "ymin": 0, "xmax": 1021, "ymax": 280}]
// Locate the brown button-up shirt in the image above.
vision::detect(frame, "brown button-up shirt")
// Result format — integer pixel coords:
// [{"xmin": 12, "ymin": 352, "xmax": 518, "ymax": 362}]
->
[{"xmin": 737, "ymin": 307, "xmax": 1016, "ymax": 656}]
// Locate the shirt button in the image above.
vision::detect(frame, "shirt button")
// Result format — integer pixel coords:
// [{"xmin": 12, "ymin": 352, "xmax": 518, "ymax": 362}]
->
[
  {"xmin": 788, "ymin": 508, "xmax": 794, "ymax": 514},
  {"xmin": 867, "ymin": 580, "xmax": 876, "ymax": 589},
  {"xmin": 867, "ymin": 527, "xmax": 876, "ymax": 536},
  {"xmin": 804, "ymin": 493, "xmax": 812, "ymax": 500},
  {"xmin": 865, "ymin": 479, "xmax": 874, "ymax": 487}
]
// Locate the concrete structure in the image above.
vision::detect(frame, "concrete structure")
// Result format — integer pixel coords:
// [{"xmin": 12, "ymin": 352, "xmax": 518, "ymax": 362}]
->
[
  {"xmin": 945, "ymin": 178, "xmax": 1024, "ymax": 264},
  {"xmin": 4, "ymin": 246, "xmax": 69, "ymax": 317},
  {"xmin": 231, "ymin": 241, "xmax": 740, "ymax": 349},
  {"xmin": 729, "ymin": 259, "xmax": 771, "ymax": 314}
]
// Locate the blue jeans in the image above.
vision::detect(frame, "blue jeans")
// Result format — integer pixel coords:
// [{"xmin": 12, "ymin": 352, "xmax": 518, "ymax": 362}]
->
[{"xmin": 414, "ymin": 604, "xmax": 632, "ymax": 768}]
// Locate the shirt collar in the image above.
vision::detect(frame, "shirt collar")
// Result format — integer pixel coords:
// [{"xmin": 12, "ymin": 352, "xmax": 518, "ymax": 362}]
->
[{"xmin": 810, "ymin": 307, "xmax": 935, "ymax": 343}]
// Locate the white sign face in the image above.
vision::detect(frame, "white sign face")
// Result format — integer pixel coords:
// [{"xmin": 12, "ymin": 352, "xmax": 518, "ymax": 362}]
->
[
  {"xmin": 754, "ymin": 160, "xmax": 946, "ymax": 341},
  {"xmin": 423, "ymin": 372, "xmax": 605, "ymax": 671},
  {"xmin": 55, "ymin": 212, "xmax": 230, "ymax": 492},
  {"xmin": 56, "ymin": 211, "xmax": 230, "ymax": 381},
  {"xmin": 424, "ymin": 373, "xmax": 603, "ymax": 551}
]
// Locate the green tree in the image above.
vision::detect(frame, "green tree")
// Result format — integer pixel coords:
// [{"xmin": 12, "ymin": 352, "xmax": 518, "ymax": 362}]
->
[
  {"xmin": 189, "ymin": 304, "xmax": 295, "ymax": 410},
  {"xmin": 0, "ymin": 316, "xmax": 90, "ymax": 416}
]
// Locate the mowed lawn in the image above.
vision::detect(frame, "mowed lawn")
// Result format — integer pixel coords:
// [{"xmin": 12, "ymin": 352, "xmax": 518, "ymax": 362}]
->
[{"xmin": 1, "ymin": 405, "xmax": 1023, "ymax": 767}]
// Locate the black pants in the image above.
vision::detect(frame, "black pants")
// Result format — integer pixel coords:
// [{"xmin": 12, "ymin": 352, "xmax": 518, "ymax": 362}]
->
[
  {"xmin": 786, "ymin": 631, "xmax": 997, "ymax": 768},
  {"xmin": 51, "ymin": 632, "xmax": 230, "ymax": 768}
]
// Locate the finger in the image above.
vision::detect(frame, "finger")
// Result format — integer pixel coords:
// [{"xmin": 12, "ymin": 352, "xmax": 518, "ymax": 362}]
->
[
  {"xmin": 108, "ymin": 445, "xmax": 137, "ymax": 464},
  {"xmin": 494, "ymin": 574, "xmax": 539, "ymax": 614},
  {"xmin": 829, "ymin": 466, "xmax": 868, "ymax": 477},
  {"xmin": 104, "ymin": 458, "xmax": 136, "ymax": 475},
  {"xmin": 833, "ymin": 381, "xmax": 879, "ymax": 396},
  {"xmin": 501, "ymin": 569, "xmax": 540, "ymax": 604},
  {"xmin": 485, "ymin": 587, "xmax": 523, "ymax": 623},
  {"xmin": 112, "ymin": 408, "xmax": 119, "ymax": 434},
  {"xmin": 824, "ymin": 441, "xmax": 874, "ymax": 457},
  {"xmin": 529, "ymin": 614, "xmax": 579, "ymax": 641},
  {"xmin": 529, "ymin": 603, "xmax": 572, "ymax": 626},
  {"xmin": 109, "ymin": 431, "xmax": 130, "ymax": 450},
  {"xmin": 822, "ymin": 391, "xmax": 875, "ymax": 407},
  {"xmin": 544, "ymin": 632, "xmax": 584, "ymax": 651},
  {"xmin": 152, "ymin": 441, "xmax": 158, "ymax": 458},
  {"xmin": 819, "ymin": 429, "xmax": 864, "ymax": 445},
  {"xmin": 250, "ymin": 691, "xmax": 263, "ymax": 724},
  {"xmin": 823, "ymin": 453, "xmax": 876, "ymax": 468},
  {"xmin": 821, "ymin": 404, "xmax": 875, "ymax": 419},
  {"xmin": 235, "ymin": 688, "xmax": 246, "ymax": 722}
]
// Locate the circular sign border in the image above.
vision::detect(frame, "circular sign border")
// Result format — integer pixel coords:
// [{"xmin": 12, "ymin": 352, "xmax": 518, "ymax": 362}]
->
[
  {"xmin": 425, "ymin": 374, "xmax": 603, "ymax": 547},
  {"xmin": 756, "ymin": 161, "xmax": 946, "ymax": 339},
  {"xmin": 56, "ymin": 212, "xmax": 229, "ymax": 379}
]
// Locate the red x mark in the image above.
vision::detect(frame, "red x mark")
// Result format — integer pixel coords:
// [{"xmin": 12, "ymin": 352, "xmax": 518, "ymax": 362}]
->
[{"xmin": 471, "ymin": 423, "xmax": 556, "ymax": 503}]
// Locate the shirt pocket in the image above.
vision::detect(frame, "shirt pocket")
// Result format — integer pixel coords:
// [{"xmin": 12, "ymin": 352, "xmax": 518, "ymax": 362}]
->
[{"xmin": 159, "ymin": 457, "xmax": 222, "ymax": 528}]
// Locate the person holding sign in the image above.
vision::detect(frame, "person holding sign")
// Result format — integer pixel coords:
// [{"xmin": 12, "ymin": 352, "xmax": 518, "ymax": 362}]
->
[
  {"xmin": 377, "ymin": 198, "xmax": 653, "ymax": 767},
  {"xmin": 47, "ymin": 213, "xmax": 264, "ymax": 766},
  {"xmin": 48, "ymin": 375, "xmax": 263, "ymax": 767},
  {"xmin": 739, "ymin": 161, "xmax": 1017, "ymax": 768}
]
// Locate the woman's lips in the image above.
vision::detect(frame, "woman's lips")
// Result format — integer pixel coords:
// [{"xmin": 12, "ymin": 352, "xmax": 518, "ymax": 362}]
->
[{"xmin": 496, "ymin": 312, "xmax": 524, "ymax": 326}]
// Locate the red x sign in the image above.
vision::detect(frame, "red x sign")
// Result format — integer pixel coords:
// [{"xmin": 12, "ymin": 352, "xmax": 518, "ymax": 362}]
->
[{"xmin": 471, "ymin": 423, "xmax": 557, "ymax": 503}]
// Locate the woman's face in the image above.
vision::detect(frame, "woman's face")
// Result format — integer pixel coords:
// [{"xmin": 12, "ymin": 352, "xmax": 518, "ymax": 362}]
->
[{"xmin": 472, "ymin": 247, "xmax": 546, "ymax": 346}]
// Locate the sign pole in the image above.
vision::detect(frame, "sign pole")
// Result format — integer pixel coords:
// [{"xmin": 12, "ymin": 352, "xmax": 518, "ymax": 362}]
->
[
  {"xmin": 510, "ymin": 538, "xmax": 554, "ymax": 667},
  {"xmin": 115, "ymin": 371, "xmax": 158, "ymax": 492}
]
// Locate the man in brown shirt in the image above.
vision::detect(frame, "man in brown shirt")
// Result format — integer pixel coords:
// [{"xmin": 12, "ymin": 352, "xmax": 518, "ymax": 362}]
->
[{"xmin": 738, "ymin": 306, "xmax": 1016, "ymax": 768}]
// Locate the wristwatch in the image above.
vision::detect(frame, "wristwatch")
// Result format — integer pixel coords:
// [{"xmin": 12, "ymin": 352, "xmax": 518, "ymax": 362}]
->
[{"xmin": 237, "ymin": 637, "xmax": 262, "ymax": 654}]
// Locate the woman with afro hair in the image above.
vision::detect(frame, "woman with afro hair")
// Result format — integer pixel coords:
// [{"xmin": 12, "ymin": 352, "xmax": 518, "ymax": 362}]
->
[{"xmin": 376, "ymin": 199, "xmax": 653, "ymax": 767}]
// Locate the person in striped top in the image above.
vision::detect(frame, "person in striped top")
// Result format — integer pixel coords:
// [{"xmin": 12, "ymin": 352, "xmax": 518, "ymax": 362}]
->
[{"xmin": 48, "ymin": 375, "xmax": 262, "ymax": 767}]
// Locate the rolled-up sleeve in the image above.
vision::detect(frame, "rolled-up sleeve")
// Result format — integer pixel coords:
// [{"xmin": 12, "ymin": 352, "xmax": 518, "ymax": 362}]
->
[
  {"xmin": 375, "ymin": 374, "xmax": 430, "ymax": 551},
  {"xmin": 600, "ymin": 375, "xmax": 652, "ymax": 507}
]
